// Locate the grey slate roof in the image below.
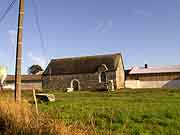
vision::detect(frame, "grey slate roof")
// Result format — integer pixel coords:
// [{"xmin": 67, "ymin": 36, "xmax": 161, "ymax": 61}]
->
[
  {"xmin": 129, "ymin": 65, "xmax": 180, "ymax": 74},
  {"xmin": 43, "ymin": 53, "xmax": 122, "ymax": 75}
]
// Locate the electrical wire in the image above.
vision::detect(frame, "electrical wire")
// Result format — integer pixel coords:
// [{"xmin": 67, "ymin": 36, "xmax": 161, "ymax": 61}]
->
[
  {"xmin": 0, "ymin": 0, "xmax": 17, "ymax": 72},
  {"xmin": 31, "ymin": 0, "xmax": 48, "ymax": 64},
  {"xmin": 0, "ymin": 0, "xmax": 17, "ymax": 24}
]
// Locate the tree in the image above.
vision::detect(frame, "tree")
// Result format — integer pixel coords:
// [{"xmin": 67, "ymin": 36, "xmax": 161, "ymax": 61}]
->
[{"xmin": 28, "ymin": 65, "xmax": 43, "ymax": 75}]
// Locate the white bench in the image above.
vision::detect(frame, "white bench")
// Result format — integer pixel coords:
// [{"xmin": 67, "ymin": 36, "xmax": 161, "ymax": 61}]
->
[{"xmin": 67, "ymin": 88, "xmax": 74, "ymax": 92}]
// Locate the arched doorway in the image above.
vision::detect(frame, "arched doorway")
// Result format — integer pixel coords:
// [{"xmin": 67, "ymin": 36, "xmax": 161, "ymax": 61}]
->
[{"xmin": 71, "ymin": 79, "xmax": 80, "ymax": 91}]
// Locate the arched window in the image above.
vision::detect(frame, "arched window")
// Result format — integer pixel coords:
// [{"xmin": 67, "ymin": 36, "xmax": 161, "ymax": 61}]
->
[
  {"xmin": 97, "ymin": 64, "xmax": 108, "ymax": 83},
  {"xmin": 101, "ymin": 72, "xmax": 107, "ymax": 83},
  {"xmin": 99, "ymin": 72, "xmax": 107, "ymax": 83}
]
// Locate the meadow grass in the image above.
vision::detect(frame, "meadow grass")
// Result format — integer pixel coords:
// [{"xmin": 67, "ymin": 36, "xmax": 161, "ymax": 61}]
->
[
  {"xmin": 38, "ymin": 89, "xmax": 180, "ymax": 135},
  {"xmin": 1, "ymin": 88, "xmax": 180, "ymax": 135}
]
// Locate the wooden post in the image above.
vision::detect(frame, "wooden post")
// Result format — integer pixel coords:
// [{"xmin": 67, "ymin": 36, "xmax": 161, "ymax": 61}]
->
[
  {"xmin": 33, "ymin": 89, "xmax": 39, "ymax": 114},
  {"xmin": 15, "ymin": 0, "xmax": 24, "ymax": 102}
]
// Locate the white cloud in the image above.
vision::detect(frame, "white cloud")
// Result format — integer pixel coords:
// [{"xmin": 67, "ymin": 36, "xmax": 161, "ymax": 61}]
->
[
  {"xmin": 27, "ymin": 52, "xmax": 46, "ymax": 68},
  {"xmin": 8, "ymin": 30, "xmax": 17, "ymax": 47},
  {"xmin": 95, "ymin": 20, "xmax": 113, "ymax": 33}
]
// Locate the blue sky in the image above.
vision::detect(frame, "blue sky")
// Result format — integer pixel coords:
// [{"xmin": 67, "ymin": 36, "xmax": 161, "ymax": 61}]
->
[{"xmin": 0, "ymin": 0, "xmax": 180, "ymax": 74}]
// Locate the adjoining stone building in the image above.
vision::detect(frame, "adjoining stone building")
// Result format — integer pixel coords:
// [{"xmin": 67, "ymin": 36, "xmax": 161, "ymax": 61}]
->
[
  {"xmin": 125, "ymin": 64, "xmax": 180, "ymax": 88},
  {"xmin": 42, "ymin": 53, "xmax": 125, "ymax": 91}
]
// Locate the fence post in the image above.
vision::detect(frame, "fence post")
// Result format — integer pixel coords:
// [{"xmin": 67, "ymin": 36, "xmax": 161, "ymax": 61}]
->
[{"xmin": 33, "ymin": 89, "xmax": 38, "ymax": 114}]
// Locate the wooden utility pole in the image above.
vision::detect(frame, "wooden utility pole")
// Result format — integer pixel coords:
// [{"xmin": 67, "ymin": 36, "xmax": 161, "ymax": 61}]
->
[{"xmin": 15, "ymin": 0, "xmax": 24, "ymax": 102}]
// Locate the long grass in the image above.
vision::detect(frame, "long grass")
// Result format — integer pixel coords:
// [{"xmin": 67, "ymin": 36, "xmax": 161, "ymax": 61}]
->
[{"xmin": 0, "ymin": 98, "xmax": 93, "ymax": 135}]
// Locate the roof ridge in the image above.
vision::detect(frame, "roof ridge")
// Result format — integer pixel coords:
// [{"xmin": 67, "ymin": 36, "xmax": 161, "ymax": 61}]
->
[
  {"xmin": 51, "ymin": 53, "xmax": 121, "ymax": 61},
  {"xmin": 136, "ymin": 64, "xmax": 180, "ymax": 68},
  {"xmin": 44, "ymin": 53, "xmax": 122, "ymax": 75}
]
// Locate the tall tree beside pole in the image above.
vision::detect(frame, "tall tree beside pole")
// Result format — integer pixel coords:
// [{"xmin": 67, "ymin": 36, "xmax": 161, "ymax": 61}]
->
[{"xmin": 15, "ymin": 0, "xmax": 24, "ymax": 102}]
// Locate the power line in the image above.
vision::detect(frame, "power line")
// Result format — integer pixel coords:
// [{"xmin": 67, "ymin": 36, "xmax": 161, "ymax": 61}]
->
[
  {"xmin": 0, "ymin": 0, "xmax": 18, "ymax": 71},
  {"xmin": 31, "ymin": 0, "xmax": 48, "ymax": 64},
  {"xmin": 0, "ymin": 0, "xmax": 17, "ymax": 24}
]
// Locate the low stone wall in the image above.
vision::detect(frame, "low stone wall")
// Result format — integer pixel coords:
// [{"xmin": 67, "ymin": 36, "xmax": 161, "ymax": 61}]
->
[
  {"xmin": 125, "ymin": 80, "xmax": 180, "ymax": 89},
  {"xmin": 4, "ymin": 81, "xmax": 42, "ymax": 91},
  {"xmin": 21, "ymin": 82, "xmax": 42, "ymax": 90},
  {"xmin": 125, "ymin": 80, "xmax": 140, "ymax": 89}
]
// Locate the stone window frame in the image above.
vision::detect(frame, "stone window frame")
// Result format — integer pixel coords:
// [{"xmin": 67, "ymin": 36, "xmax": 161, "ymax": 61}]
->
[
  {"xmin": 99, "ymin": 72, "xmax": 107, "ymax": 83},
  {"xmin": 97, "ymin": 64, "xmax": 108, "ymax": 83}
]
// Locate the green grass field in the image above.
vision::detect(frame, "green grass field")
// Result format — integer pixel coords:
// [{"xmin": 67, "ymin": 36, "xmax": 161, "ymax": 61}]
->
[{"xmin": 2, "ymin": 88, "xmax": 180, "ymax": 135}]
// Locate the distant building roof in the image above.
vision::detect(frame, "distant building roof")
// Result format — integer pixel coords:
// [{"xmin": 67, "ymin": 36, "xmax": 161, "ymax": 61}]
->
[
  {"xmin": 44, "ymin": 53, "xmax": 123, "ymax": 75},
  {"xmin": 129, "ymin": 65, "xmax": 180, "ymax": 74},
  {"xmin": 6, "ymin": 75, "xmax": 42, "ymax": 82}
]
